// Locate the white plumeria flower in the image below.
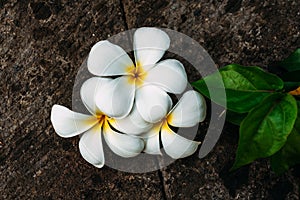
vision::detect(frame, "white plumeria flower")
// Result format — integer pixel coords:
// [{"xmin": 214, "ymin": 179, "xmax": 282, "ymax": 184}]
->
[
  {"xmin": 87, "ymin": 27, "xmax": 188, "ymax": 121},
  {"xmin": 50, "ymin": 77, "xmax": 145, "ymax": 168},
  {"xmin": 140, "ymin": 89, "xmax": 207, "ymax": 159}
]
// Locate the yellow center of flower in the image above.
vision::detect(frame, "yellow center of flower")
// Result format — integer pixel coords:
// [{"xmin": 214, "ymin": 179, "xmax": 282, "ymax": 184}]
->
[
  {"xmin": 95, "ymin": 114, "xmax": 111, "ymax": 132},
  {"xmin": 97, "ymin": 114, "xmax": 107, "ymax": 126},
  {"xmin": 84, "ymin": 112, "xmax": 114, "ymax": 133},
  {"xmin": 159, "ymin": 114, "xmax": 173, "ymax": 133},
  {"xmin": 126, "ymin": 61, "xmax": 147, "ymax": 87}
]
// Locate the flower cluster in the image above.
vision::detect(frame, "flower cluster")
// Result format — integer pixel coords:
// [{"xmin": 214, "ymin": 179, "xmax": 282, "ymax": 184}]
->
[{"xmin": 51, "ymin": 27, "xmax": 207, "ymax": 168}]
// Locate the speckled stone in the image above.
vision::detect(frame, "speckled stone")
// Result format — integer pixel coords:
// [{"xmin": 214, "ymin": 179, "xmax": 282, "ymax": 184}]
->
[
  {"xmin": 123, "ymin": 0, "xmax": 300, "ymax": 199},
  {"xmin": 0, "ymin": 1, "xmax": 163, "ymax": 199}
]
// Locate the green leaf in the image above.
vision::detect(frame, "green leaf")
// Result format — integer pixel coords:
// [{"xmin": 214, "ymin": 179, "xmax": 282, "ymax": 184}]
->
[
  {"xmin": 226, "ymin": 110, "xmax": 247, "ymax": 126},
  {"xmin": 192, "ymin": 64, "xmax": 284, "ymax": 113},
  {"xmin": 232, "ymin": 93, "xmax": 297, "ymax": 170},
  {"xmin": 271, "ymin": 101, "xmax": 300, "ymax": 174},
  {"xmin": 268, "ymin": 49, "xmax": 300, "ymax": 83},
  {"xmin": 278, "ymin": 48, "xmax": 300, "ymax": 72}
]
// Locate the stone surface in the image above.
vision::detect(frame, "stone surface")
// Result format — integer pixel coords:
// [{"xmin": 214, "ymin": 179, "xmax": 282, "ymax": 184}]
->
[
  {"xmin": 123, "ymin": 0, "xmax": 300, "ymax": 199},
  {"xmin": 0, "ymin": 0, "xmax": 162, "ymax": 199},
  {"xmin": 123, "ymin": 0, "xmax": 299, "ymax": 68},
  {"xmin": 1, "ymin": 0, "xmax": 300, "ymax": 199}
]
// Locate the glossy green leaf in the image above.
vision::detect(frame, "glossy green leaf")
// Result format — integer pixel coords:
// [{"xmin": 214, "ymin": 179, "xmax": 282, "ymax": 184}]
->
[
  {"xmin": 278, "ymin": 48, "xmax": 300, "ymax": 72},
  {"xmin": 226, "ymin": 110, "xmax": 247, "ymax": 126},
  {"xmin": 271, "ymin": 101, "xmax": 300, "ymax": 174},
  {"xmin": 192, "ymin": 64, "xmax": 284, "ymax": 113},
  {"xmin": 268, "ymin": 49, "xmax": 300, "ymax": 84},
  {"xmin": 232, "ymin": 93, "xmax": 297, "ymax": 170}
]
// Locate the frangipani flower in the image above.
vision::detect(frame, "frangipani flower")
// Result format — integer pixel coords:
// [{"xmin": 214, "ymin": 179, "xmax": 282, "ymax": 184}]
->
[
  {"xmin": 50, "ymin": 77, "xmax": 145, "ymax": 168},
  {"xmin": 88, "ymin": 27, "xmax": 187, "ymax": 121},
  {"xmin": 140, "ymin": 89, "xmax": 207, "ymax": 159}
]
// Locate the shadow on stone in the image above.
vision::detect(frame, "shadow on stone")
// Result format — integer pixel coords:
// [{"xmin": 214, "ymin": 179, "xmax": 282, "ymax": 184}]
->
[{"xmin": 219, "ymin": 161, "xmax": 249, "ymax": 197}]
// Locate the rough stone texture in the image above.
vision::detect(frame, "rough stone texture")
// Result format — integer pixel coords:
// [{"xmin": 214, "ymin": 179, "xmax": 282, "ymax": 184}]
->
[
  {"xmin": 123, "ymin": 0, "xmax": 299, "ymax": 68},
  {"xmin": 0, "ymin": 1, "xmax": 162, "ymax": 199},
  {"xmin": 1, "ymin": 0, "xmax": 300, "ymax": 199},
  {"xmin": 123, "ymin": 0, "xmax": 300, "ymax": 199}
]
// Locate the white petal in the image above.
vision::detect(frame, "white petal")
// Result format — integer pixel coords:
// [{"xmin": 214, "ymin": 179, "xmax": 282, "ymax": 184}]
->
[
  {"xmin": 80, "ymin": 77, "xmax": 112, "ymax": 115},
  {"xmin": 136, "ymin": 85, "xmax": 172, "ymax": 123},
  {"xmin": 168, "ymin": 91, "xmax": 207, "ymax": 127},
  {"xmin": 134, "ymin": 27, "xmax": 170, "ymax": 71},
  {"xmin": 103, "ymin": 122, "xmax": 144, "ymax": 157},
  {"xmin": 161, "ymin": 125, "xmax": 200, "ymax": 159},
  {"xmin": 88, "ymin": 40, "xmax": 134, "ymax": 76},
  {"xmin": 79, "ymin": 125, "xmax": 104, "ymax": 168},
  {"xmin": 50, "ymin": 105, "xmax": 97, "ymax": 138},
  {"xmin": 110, "ymin": 104, "xmax": 153, "ymax": 135},
  {"xmin": 142, "ymin": 125, "xmax": 162, "ymax": 155},
  {"xmin": 145, "ymin": 59, "xmax": 187, "ymax": 94},
  {"xmin": 95, "ymin": 76, "xmax": 135, "ymax": 118}
]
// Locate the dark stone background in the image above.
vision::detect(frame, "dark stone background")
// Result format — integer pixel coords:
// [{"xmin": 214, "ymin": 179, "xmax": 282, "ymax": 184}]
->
[{"xmin": 0, "ymin": 0, "xmax": 299, "ymax": 199}]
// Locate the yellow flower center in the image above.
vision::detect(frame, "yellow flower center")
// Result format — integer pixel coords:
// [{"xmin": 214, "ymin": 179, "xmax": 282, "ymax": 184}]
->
[
  {"xmin": 126, "ymin": 61, "xmax": 147, "ymax": 87},
  {"xmin": 155, "ymin": 114, "xmax": 173, "ymax": 133},
  {"xmin": 97, "ymin": 114, "xmax": 107, "ymax": 126},
  {"xmin": 162, "ymin": 114, "xmax": 174, "ymax": 132},
  {"xmin": 96, "ymin": 114, "xmax": 115, "ymax": 133}
]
